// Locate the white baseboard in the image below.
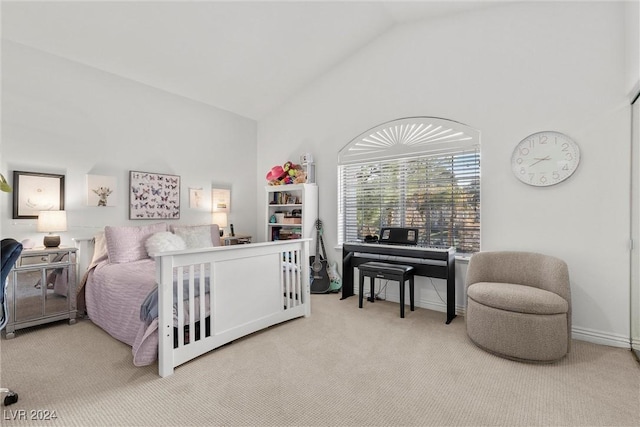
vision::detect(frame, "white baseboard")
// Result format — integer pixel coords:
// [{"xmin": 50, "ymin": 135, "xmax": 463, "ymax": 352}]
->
[
  {"xmin": 360, "ymin": 289, "xmax": 631, "ymax": 350},
  {"xmin": 571, "ymin": 326, "xmax": 630, "ymax": 349},
  {"xmin": 412, "ymin": 295, "xmax": 631, "ymax": 349}
]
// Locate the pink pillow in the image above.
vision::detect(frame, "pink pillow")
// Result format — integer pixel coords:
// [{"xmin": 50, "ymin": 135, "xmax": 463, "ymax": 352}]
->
[{"xmin": 105, "ymin": 223, "xmax": 168, "ymax": 263}]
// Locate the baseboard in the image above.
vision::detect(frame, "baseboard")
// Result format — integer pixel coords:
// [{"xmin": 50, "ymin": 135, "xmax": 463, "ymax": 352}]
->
[
  {"xmin": 363, "ymin": 289, "xmax": 631, "ymax": 349},
  {"xmin": 375, "ymin": 292, "xmax": 467, "ymax": 317},
  {"xmin": 570, "ymin": 326, "xmax": 630, "ymax": 348},
  {"xmin": 416, "ymin": 298, "xmax": 466, "ymax": 317}
]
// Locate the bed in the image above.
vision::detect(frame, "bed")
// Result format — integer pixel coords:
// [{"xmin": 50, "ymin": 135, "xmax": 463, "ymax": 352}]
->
[{"xmin": 81, "ymin": 222, "xmax": 311, "ymax": 377}]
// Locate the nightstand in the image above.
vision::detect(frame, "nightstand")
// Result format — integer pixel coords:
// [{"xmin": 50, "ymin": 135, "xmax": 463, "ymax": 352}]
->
[
  {"xmin": 4, "ymin": 247, "xmax": 78, "ymax": 339},
  {"xmin": 222, "ymin": 234, "xmax": 252, "ymax": 245}
]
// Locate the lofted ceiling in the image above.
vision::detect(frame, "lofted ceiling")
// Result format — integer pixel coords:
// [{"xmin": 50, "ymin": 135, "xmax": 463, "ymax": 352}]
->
[{"xmin": 1, "ymin": 1, "xmax": 503, "ymax": 120}]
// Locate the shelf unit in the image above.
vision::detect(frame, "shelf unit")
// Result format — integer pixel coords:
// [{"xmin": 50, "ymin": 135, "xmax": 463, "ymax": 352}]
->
[{"xmin": 265, "ymin": 183, "xmax": 318, "ymax": 242}]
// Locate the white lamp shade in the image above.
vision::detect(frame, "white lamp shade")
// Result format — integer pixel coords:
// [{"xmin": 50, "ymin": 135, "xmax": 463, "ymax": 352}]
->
[
  {"xmin": 37, "ymin": 210, "xmax": 68, "ymax": 233},
  {"xmin": 212, "ymin": 212, "xmax": 228, "ymax": 228}
]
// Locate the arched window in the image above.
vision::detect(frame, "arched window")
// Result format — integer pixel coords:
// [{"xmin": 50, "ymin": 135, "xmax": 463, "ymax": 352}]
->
[{"xmin": 338, "ymin": 117, "xmax": 480, "ymax": 253}]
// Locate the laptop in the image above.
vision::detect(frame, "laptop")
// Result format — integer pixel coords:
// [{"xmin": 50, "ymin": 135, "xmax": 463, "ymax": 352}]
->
[{"xmin": 378, "ymin": 227, "xmax": 419, "ymax": 245}]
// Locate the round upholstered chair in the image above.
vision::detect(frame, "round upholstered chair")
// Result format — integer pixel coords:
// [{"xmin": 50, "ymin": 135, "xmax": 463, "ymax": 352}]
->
[{"xmin": 465, "ymin": 251, "xmax": 571, "ymax": 362}]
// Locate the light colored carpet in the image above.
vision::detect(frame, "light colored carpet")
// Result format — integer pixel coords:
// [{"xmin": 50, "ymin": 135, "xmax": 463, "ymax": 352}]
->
[{"xmin": 1, "ymin": 294, "xmax": 639, "ymax": 426}]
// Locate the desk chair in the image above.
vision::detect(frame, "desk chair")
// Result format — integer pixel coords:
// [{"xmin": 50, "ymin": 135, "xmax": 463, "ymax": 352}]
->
[
  {"xmin": 1, "ymin": 238, "xmax": 23, "ymax": 405},
  {"xmin": 358, "ymin": 262, "xmax": 415, "ymax": 318}
]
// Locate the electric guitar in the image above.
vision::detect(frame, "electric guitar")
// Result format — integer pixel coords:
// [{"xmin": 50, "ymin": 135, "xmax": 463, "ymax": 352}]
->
[{"xmin": 310, "ymin": 219, "xmax": 331, "ymax": 294}]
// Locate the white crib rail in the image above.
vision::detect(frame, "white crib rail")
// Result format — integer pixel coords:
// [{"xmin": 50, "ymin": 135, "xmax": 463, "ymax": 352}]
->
[{"xmin": 155, "ymin": 239, "xmax": 311, "ymax": 377}]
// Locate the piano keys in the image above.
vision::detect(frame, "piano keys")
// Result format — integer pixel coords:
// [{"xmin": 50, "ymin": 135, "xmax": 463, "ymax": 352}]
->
[{"xmin": 342, "ymin": 242, "xmax": 456, "ymax": 324}]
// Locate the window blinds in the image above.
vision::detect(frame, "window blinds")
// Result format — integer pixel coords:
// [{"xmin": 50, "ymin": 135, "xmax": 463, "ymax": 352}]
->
[{"xmin": 338, "ymin": 131, "xmax": 480, "ymax": 253}]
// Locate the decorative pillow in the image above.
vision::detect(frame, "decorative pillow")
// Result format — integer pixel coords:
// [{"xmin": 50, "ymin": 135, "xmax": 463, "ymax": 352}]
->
[
  {"xmin": 105, "ymin": 222, "xmax": 168, "ymax": 263},
  {"xmin": 145, "ymin": 232, "xmax": 186, "ymax": 257},
  {"xmin": 210, "ymin": 224, "xmax": 221, "ymax": 247},
  {"xmin": 171, "ymin": 225, "xmax": 214, "ymax": 249},
  {"xmin": 90, "ymin": 231, "xmax": 108, "ymax": 267}
]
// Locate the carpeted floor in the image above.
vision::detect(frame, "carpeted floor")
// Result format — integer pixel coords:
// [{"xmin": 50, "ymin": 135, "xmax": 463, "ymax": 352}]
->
[{"xmin": 1, "ymin": 294, "xmax": 639, "ymax": 426}]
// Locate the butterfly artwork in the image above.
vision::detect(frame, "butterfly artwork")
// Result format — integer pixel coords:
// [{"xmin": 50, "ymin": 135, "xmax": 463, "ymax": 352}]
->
[{"xmin": 129, "ymin": 170, "xmax": 180, "ymax": 220}]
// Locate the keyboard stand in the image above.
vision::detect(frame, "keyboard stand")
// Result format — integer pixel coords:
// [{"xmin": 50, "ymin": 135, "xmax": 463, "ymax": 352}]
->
[{"xmin": 342, "ymin": 242, "xmax": 456, "ymax": 324}]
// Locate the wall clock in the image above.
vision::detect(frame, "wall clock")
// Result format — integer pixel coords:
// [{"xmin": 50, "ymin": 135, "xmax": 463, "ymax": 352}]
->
[{"xmin": 511, "ymin": 131, "xmax": 580, "ymax": 187}]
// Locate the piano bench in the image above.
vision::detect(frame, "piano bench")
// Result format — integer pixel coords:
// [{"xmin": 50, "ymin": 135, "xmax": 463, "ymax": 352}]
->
[{"xmin": 358, "ymin": 262, "xmax": 415, "ymax": 318}]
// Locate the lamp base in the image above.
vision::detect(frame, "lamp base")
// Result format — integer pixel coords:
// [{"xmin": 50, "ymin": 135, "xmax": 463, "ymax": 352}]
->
[{"xmin": 43, "ymin": 235, "xmax": 60, "ymax": 248}]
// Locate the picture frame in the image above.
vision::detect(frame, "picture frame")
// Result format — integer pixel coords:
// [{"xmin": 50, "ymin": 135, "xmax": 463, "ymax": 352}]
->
[
  {"xmin": 211, "ymin": 187, "xmax": 231, "ymax": 213},
  {"xmin": 12, "ymin": 171, "xmax": 65, "ymax": 219},
  {"xmin": 86, "ymin": 174, "xmax": 117, "ymax": 207},
  {"xmin": 189, "ymin": 187, "xmax": 204, "ymax": 209},
  {"xmin": 129, "ymin": 171, "xmax": 180, "ymax": 220}
]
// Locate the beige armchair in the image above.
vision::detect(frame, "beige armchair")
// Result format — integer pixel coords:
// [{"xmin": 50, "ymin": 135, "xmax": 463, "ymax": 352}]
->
[{"xmin": 465, "ymin": 251, "xmax": 571, "ymax": 362}]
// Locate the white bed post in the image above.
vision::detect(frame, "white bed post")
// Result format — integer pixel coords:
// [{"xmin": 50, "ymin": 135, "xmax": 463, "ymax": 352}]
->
[
  {"xmin": 156, "ymin": 255, "xmax": 175, "ymax": 378},
  {"xmin": 302, "ymin": 239, "xmax": 311, "ymax": 317}
]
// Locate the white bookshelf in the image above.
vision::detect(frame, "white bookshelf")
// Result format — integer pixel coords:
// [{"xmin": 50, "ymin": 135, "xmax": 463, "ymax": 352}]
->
[{"xmin": 265, "ymin": 183, "xmax": 318, "ymax": 242}]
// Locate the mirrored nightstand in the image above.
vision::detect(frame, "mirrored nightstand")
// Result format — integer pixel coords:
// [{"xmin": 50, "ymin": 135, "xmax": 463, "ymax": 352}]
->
[{"xmin": 4, "ymin": 247, "xmax": 77, "ymax": 339}]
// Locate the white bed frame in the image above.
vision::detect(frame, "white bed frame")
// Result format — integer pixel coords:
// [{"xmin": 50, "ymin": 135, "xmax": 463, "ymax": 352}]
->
[{"xmin": 154, "ymin": 238, "xmax": 311, "ymax": 377}]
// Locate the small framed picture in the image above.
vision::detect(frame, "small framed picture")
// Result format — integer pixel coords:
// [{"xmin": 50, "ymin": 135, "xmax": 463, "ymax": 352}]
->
[
  {"xmin": 189, "ymin": 188, "xmax": 204, "ymax": 209},
  {"xmin": 211, "ymin": 187, "xmax": 231, "ymax": 213},
  {"xmin": 13, "ymin": 171, "xmax": 65, "ymax": 219},
  {"xmin": 87, "ymin": 174, "xmax": 117, "ymax": 207}
]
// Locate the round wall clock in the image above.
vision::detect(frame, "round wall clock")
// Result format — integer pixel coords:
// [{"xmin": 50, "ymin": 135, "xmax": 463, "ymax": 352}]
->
[{"xmin": 511, "ymin": 131, "xmax": 581, "ymax": 187}]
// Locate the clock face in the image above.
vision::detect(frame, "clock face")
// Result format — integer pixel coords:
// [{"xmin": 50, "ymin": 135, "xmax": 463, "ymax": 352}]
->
[{"xmin": 511, "ymin": 131, "xmax": 580, "ymax": 187}]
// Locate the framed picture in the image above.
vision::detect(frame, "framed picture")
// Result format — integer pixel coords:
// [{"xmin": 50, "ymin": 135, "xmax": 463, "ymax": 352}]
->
[
  {"xmin": 86, "ymin": 174, "xmax": 117, "ymax": 207},
  {"xmin": 129, "ymin": 171, "xmax": 180, "ymax": 220},
  {"xmin": 211, "ymin": 187, "xmax": 230, "ymax": 213},
  {"xmin": 12, "ymin": 171, "xmax": 65, "ymax": 219},
  {"xmin": 189, "ymin": 188, "xmax": 204, "ymax": 209}
]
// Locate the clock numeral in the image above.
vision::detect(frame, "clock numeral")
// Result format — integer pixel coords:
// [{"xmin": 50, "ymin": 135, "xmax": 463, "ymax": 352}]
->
[
  {"xmin": 516, "ymin": 157, "xmax": 523, "ymax": 165},
  {"xmin": 539, "ymin": 175, "xmax": 547, "ymax": 184},
  {"xmin": 528, "ymin": 172, "xmax": 535, "ymax": 181},
  {"xmin": 520, "ymin": 167, "xmax": 527, "ymax": 175},
  {"xmin": 565, "ymin": 153, "xmax": 573, "ymax": 161},
  {"xmin": 561, "ymin": 142, "xmax": 569, "ymax": 151},
  {"xmin": 539, "ymin": 135, "xmax": 548, "ymax": 144},
  {"xmin": 519, "ymin": 147, "xmax": 530, "ymax": 156},
  {"xmin": 553, "ymin": 171, "xmax": 560, "ymax": 180}
]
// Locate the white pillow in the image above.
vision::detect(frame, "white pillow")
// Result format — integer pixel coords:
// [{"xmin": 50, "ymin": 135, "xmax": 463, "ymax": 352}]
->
[
  {"xmin": 145, "ymin": 232, "xmax": 186, "ymax": 257},
  {"xmin": 172, "ymin": 225, "xmax": 214, "ymax": 249}
]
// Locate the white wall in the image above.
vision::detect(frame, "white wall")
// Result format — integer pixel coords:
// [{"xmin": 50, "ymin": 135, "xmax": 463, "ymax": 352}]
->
[
  {"xmin": 256, "ymin": 2, "xmax": 632, "ymax": 346},
  {"xmin": 1, "ymin": 41, "xmax": 258, "ymax": 245},
  {"xmin": 627, "ymin": 0, "xmax": 640, "ymax": 355},
  {"xmin": 625, "ymin": 0, "xmax": 640, "ymax": 96}
]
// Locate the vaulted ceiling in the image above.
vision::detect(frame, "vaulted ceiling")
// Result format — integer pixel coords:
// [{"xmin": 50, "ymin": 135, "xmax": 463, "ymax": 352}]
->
[{"xmin": 2, "ymin": 1, "xmax": 502, "ymax": 120}]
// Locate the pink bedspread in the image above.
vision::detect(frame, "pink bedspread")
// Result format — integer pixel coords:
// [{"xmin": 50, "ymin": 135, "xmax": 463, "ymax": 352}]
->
[{"xmin": 85, "ymin": 259, "xmax": 159, "ymax": 366}]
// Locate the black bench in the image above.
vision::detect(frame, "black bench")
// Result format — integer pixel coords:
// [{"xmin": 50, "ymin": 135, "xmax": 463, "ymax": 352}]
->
[{"xmin": 358, "ymin": 261, "xmax": 415, "ymax": 318}]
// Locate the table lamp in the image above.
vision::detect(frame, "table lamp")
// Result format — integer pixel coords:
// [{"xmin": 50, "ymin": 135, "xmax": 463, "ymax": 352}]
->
[
  {"xmin": 212, "ymin": 212, "xmax": 228, "ymax": 237},
  {"xmin": 37, "ymin": 210, "xmax": 67, "ymax": 247}
]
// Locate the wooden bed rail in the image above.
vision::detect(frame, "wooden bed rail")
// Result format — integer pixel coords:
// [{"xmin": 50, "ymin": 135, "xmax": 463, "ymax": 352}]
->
[{"xmin": 154, "ymin": 239, "xmax": 311, "ymax": 377}]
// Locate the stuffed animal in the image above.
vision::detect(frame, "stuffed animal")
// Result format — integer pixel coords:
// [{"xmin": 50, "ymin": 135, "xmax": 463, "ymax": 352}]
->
[{"xmin": 266, "ymin": 161, "xmax": 306, "ymax": 185}]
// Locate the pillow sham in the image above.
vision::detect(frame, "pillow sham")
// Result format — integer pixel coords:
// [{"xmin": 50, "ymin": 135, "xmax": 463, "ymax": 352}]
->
[
  {"xmin": 105, "ymin": 222, "xmax": 168, "ymax": 263},
  {"xmin": 145, "ymin": 231, "xmax": 186, "ymax": 257},
  {"xmin": 90, "ymin": 231, "xmax": 108, "ymax": 267},
  {"xmin": 172, "ymin": 224, "xmax": 213, "ymax": 249}
]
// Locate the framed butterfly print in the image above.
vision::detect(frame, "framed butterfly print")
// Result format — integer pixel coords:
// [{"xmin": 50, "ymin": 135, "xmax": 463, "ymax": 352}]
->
[{"xmin": 129, "ymin": 171, "xmax": 180, "ymax": 220}]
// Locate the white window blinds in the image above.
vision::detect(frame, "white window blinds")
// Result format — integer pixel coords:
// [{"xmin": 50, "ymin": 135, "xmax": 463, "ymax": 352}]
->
[{"xmin": 338, "ymin": 117, "xmax": 480, "ymax": 253}]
